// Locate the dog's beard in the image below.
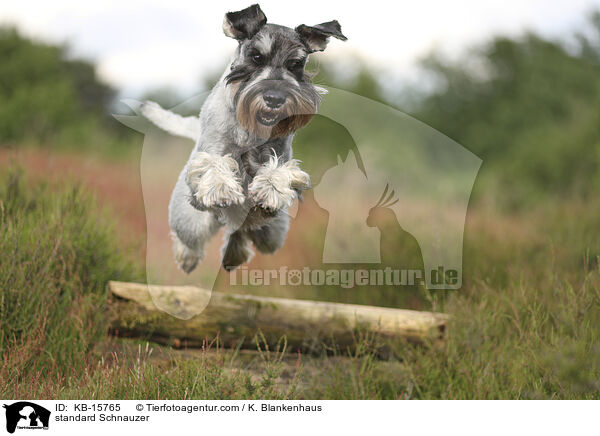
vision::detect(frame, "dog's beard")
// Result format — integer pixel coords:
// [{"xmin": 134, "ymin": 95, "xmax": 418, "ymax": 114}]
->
[{"xmin": 233, "ymin": 81, "xmax": 320, "ymax": 139}]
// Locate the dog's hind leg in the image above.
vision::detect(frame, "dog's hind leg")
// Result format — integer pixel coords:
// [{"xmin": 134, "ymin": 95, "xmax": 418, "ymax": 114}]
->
[
  {"xmin": 247, "ymin": 211, "xmax": 290, "ymax": 254},
  {"xmin": 222, "ymin": 230, "xmax": 254, "ymax": 271},
  {"xmin": 169, "ymin": 173, "xmax": 222, "ymax": 273},
  {"xmin": 171, "ymin": 232, "xmax": 203, "ymax": 274}
]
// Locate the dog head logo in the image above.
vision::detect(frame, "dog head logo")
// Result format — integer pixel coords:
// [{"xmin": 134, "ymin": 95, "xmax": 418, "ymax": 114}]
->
[
  {"xmin": 3, "ymin": 402, "xmax": 50, "ymax": 434},
  {"xmin": 222, "ymin": 4, "xmax": 346, "ymax": 139}
]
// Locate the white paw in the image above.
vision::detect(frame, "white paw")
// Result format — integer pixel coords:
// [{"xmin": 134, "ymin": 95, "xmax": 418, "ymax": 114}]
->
[
  {"xmin": 186, "ymin": 152, "xmax": 245, "ymax": 209},
  {"xmin": 285, "ymin": 159, "xmax": 311, "ymax": 191},
  {"xmin": 248, "ymin": 156, "xmax": 303, "ymax": 213}
]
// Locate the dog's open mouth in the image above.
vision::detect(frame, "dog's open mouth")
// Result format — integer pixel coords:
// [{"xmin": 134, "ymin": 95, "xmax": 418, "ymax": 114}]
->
[{"xmin": 256, "ymin": 110, "xmax": 282, "ymax": 126}]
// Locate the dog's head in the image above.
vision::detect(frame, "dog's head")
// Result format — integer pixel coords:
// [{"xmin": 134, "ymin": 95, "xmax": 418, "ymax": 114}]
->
[{"xmin": 223, "ymin": 4, "xmax": 346, "ymax": 139}]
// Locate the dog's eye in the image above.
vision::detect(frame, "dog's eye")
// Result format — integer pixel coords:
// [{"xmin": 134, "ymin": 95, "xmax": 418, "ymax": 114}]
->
[
  {"xmin": 251, "ymin": 53, "xmax": 265, "ymax": 64},
  {"xmin": 287, "ymin": 59, "xmax": 305, "ymax": 70}
]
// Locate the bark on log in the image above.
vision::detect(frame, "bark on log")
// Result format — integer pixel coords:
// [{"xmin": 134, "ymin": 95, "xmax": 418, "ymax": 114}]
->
[{"xmin": 107, "ymin": 281, "xmax": 449, "ymax": 352}]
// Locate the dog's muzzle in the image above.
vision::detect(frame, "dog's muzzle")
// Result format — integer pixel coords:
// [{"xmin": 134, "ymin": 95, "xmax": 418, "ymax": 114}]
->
[
  {"xmin": 234, "ymin": 79, "xmax": 320, "ymax": 138},
  {"xmin": 256, "ymin": 89, "xmax": 287, "ymax": 126}
]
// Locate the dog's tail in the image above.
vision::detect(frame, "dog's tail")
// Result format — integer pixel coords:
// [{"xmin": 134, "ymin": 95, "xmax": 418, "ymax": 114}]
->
[{"xmin": 140, "ymin": 101, "xmax": 202, "ymax": 141}]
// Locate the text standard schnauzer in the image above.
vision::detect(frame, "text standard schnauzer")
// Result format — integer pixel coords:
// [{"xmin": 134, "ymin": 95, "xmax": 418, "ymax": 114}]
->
[{"xmin": 142, "ymin": 4, "xmax": 346, "ymax": 273}]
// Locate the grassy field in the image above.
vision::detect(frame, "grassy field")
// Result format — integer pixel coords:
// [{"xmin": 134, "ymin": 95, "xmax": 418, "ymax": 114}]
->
[
  {"xmin": 2, "ymin": 19, "xmax": 600, "ymax": 399},
  {"xmin": 1, "ymin": 163, "xmax": 598, "ymax": 400}
]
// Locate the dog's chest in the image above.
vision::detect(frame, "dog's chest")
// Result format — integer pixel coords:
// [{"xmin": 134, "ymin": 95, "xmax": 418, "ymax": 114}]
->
[
  {"xmin": 233, "ymin": 139, "xmax": 291, "ymax": 187},
  {"xmin": 239, "ymin": 147, "xmax": 270, "ymax": 181}
]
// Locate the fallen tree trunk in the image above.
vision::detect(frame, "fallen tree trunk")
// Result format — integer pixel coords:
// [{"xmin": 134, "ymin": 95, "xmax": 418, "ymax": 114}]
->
[{"xmin": 108, "ymin": 281, "xmax": 449, "ymax": 352}]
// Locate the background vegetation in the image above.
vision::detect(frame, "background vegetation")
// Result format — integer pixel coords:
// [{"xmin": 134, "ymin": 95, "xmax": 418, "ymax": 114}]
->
[
  {"xmin": 1, "ymin": 13, "xmax": 599, "ymax": 399},
  {"xmin": 416, "ymin": 13, "xmax": 600, "ymax": 207},
  {"xmin": 0, "ymin": 169, "xmax": 139, "ymax": 395},
  {"xmin": 0, "ymin": 27, "xmax": 135, "ymax": 157}
]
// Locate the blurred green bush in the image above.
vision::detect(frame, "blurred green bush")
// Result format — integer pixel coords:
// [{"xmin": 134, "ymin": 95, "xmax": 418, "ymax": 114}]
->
[
  {"xmin": 415, "ymin": 12, "xmax": 600, "ymax": 206},
  {"xmin": 0, "ymin": 27, "xmax": 135, "ymax": 155}
]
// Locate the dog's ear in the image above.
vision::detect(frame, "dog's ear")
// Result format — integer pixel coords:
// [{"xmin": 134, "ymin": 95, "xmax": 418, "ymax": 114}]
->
[
  {"xmin": 223, "ymin": 4, "xmax": 267, "ymax": 40},
  {"xmin": 295, "ymin": 20, "xmax": 347, "ymax": 53}
]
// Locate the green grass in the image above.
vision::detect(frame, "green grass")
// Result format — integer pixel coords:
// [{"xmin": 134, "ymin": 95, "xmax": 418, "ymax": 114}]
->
[
  {"xmin": 1, "ymin": 169, "xmax": 599, "ymax": 399},
  {"xmin": 0, "ymin": 168, "xmax": 140, "ymax": 396}
]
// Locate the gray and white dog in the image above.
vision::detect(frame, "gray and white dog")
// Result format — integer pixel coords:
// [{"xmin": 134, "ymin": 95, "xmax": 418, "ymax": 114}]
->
[{"xmin": 141, "ymin": 4, "xmax": 346, "ymax": 273}]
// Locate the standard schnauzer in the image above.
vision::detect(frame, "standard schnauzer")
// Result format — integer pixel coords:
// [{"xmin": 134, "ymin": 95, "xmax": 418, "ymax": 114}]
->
[{"xmin": 141, "ymin": 4, "xmax": 346, "ymax": 273}]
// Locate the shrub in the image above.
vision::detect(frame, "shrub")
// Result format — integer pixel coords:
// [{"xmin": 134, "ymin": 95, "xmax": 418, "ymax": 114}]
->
[{"xmin": 0, "ymin": 169, "xmax": 140, "ymax": 395}]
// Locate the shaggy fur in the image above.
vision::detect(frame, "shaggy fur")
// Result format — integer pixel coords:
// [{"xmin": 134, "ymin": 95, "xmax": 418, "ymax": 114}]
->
[{"xmin": 141, "ymin": 4, "xmax": 346, "ymax": 272}]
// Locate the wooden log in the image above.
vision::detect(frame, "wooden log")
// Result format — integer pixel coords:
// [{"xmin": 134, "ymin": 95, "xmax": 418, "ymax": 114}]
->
[{"xmin": 107, "ymin": 281, "xmax": 449, "ymax": 352}]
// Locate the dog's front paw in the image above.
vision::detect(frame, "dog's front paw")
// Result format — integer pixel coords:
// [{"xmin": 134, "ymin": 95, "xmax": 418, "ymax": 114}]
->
[
  {"xmin": 285, "ymin": 160, "xmax": 311, "ymax": 191},
  {"xmin": 249, "ymin": 200, "xmax": 279, "ymax": 217},
  {"xmin": 192, "ymin": 184, "xmax": 245, "ymax": 210},
  {"xmin": 248, "ymin": 158, "xmax": 309, "ymax": 213},
  {"xmin": 186, "ymin": 152, "xmax": 245, "ymax": 209},
  {"xmin": 248, "ymin": 173, "xmax": 295, "ymax": 214}
]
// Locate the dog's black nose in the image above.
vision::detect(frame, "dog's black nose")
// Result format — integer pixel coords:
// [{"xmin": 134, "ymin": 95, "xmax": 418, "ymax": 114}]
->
[{"xmin": 263, "ymin": 90, "xmax": 286, "ymax": 109}]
